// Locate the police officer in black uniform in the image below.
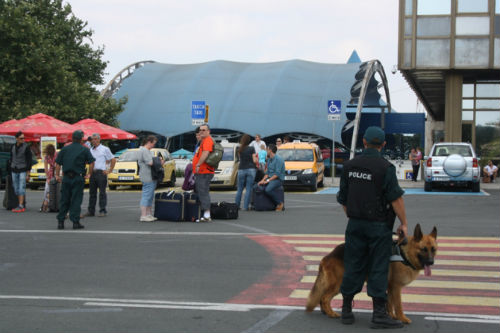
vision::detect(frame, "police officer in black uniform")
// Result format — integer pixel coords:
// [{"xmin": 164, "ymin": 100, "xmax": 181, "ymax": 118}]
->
[
  {"xmin": 55, "ymin": 130, "xmax": 95, "ymax": 230},
  {"xmin": 337, "ymin": 126, "xmax": 409, "ymax": 329}
]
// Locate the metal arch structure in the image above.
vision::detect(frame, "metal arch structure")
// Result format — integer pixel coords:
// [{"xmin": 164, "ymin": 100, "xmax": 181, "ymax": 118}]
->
[
  {"xmin": 349, "ymin": 60, "xmax": 392, "ymax": 159},
  {"xmin": 100, "ymin": 61, "xmax": 155, "ymax": 98}
]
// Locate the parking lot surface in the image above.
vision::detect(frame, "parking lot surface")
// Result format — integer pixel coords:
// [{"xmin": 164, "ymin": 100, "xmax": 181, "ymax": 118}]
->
[{"xmin": 0, "ymin": 183, "xmax": 498, "ymax": 333}]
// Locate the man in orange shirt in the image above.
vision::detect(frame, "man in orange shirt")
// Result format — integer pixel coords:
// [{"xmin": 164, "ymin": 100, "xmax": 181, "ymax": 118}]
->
[{"xmin": 192, "ymin": 123, "xmax": 214, "ymax": 222}]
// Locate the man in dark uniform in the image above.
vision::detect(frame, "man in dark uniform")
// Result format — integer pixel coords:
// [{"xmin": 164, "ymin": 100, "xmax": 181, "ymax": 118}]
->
[
  {"xmin": 337, "ymin": 126, "xmax": 409, "ymax": 329},
  {"xmin": 54, "ymin": 130, "xmax": 95, "ymax": 230}
]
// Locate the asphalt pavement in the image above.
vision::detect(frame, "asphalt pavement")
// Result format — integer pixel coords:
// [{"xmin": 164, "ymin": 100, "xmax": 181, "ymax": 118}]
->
[{"xmin": 0, "ymin": 180, "xmax": 498, "ymax": 333}]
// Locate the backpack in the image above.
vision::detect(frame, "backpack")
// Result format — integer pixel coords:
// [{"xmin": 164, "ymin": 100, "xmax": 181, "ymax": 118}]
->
[
  {"xmin": 205, "ymin": 142, "xmax": 224, "ymax": 169},
  {"xmin": 151, "ymin": 156, "xmax": 164, "ymax": 181}
]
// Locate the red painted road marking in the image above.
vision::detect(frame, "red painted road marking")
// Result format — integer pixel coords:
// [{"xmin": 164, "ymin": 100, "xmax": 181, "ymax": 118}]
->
[
  {"xmin": 229, "ymin": 235, "xmax": 500, "ymax": 316},
  {"xmin": 227, "ymin": 235, "xmax": 307, "ymax": 305}
]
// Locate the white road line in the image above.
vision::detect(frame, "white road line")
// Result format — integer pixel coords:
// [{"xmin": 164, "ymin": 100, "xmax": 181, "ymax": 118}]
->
[
  {"xmin": 241, "ymin": 310, "xmax": 292, "ymax": 333},
  {"xmin": 43, "ymin": 307, "xmax": 123, "ymax": 313},
  {"xmin": 1, "ymin": 294, "xmax": 499, "ymax": 324},
  {"xmin": 0, "ymin": 230, "xmax": 267, "ymax": 236},
  {"xmin": 217, "ymin": 221, "xmax": 274, "ymax": 235},
  {"xmin": 424, "ymin": 316, "xmax": 499, "ymax": 324},
  {"xmin": 84, "ymin": 302, "xmax": 249, "ymax": 312}
]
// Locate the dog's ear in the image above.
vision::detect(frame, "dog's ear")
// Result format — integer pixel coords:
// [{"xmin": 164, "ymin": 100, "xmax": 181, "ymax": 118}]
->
[
  {"xmin": 413, "ymin": 223, "xmax": 423, "ymax": 242},
  {"xmin": 429, "ymin": 226, "xmax": 437, "ymax": 239}
]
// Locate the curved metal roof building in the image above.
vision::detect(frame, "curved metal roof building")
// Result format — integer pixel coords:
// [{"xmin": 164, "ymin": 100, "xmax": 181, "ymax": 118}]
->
[{"xmin": 113, "ymin": 52, "xmax": 386, "ymax": 141}]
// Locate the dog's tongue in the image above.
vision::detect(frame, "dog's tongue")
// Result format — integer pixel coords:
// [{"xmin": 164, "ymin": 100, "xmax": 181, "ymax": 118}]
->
[{"xmin": 424, "ymin": 265, "xmax": 432, "ymax": 276}]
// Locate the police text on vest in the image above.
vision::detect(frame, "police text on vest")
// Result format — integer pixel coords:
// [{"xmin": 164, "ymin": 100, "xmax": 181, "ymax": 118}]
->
[{"xmin": 348, "ymin": 171, "xmax": 372, "ymax": 180}]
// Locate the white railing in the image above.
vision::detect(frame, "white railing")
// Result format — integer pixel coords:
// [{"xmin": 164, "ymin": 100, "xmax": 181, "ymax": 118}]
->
[{"xmin": 100, "ymin": 60, "xmax": 155, "ymax": 98}]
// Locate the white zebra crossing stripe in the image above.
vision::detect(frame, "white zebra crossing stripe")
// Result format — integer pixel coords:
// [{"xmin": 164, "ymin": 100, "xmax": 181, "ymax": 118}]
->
[
  {"xmin": 284, "ymin": 234, "xmax": 499, "ymax": 316},
  {"xmin": 299, "ymin": 276, "xmax": 500, "ymax": 290},
  {"xmin": 303, "ymin": 265, "xmax": 500, "ymax": 278},
  {"xmin": 289, "ymin": 289, "xmax": 499, "ymax": 307},
  {"xmin": 302, "ymin": 256, "xmax": 500, "ymax": 267},
  {"xmin": 294, "ymin": 247, "xmax": 499, "ymax": 257},
  {"xmin": 284, "ymin": 240, "xmax": 500, "ymax": 248}
]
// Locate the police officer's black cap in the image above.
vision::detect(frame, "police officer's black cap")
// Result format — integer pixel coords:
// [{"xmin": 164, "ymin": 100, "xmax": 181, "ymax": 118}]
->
[
  {"xmin": 363, "ymin": 126, "xmax": 385, "ymax": 145},
  {"xmin": 72, "ymin": 130, "xmax": 84, "ymax": 141}
]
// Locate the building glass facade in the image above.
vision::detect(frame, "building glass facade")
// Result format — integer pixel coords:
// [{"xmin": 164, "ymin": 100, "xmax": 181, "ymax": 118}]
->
[
  {"xmin": 462, "ymin": 82, "xmax": 500, "ymax": 159},
  {"xmin": 399, "ymin": 0, "xmax": 500, "ymax": 161}
]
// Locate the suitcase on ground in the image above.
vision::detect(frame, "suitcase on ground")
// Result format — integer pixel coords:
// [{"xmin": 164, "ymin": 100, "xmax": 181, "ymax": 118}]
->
[
  {"xmin": 154, "ymin": 191, "xmax": 185, "ymax": 221},
  {"xmin": 3, "ymin": 173, "xmax": 19, "ymax": 210},
  {"xmin": 184, "ymin": 192, "xmax": 201, "ymax": 222},
  {"xmin": 252, "ymin": 185, "xmax": 285, "ymax": 211},
  {"xmin": 48, "ymin": 178, "xmax": 61, "ymax": 212},
  {"xmin": 210, "ymin": 201, "xmax": 238, "ymax": 219}
]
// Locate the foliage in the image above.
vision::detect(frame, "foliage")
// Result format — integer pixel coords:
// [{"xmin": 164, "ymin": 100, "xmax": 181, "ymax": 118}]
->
[{"xmin": 0, "ymin": 0, "xmax": 126, "ymax": 125}]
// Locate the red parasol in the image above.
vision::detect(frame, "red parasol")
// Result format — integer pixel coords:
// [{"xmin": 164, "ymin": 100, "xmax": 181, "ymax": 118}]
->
[
  {"xmin": 73, "ymin": 119, "xmax": 137, "ymax": 140},
  {"xmin": 0, "ymin": 113, "xmax": 77, "ymax": 142}
]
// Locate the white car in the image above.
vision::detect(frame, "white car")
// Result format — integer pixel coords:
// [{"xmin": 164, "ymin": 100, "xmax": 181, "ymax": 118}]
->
[
  {"xmin": 424, "ymin": 142, "xmax": 480, "ymax": 192},
  {"xmin": 210, "ymin": 141, "xmax": 239, "ymax": 189}
]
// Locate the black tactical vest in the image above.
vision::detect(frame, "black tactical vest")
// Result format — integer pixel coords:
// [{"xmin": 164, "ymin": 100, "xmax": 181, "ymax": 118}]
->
[{"xmin": 343, "ymin": 154, "xmax": 393, "ymax": 222}]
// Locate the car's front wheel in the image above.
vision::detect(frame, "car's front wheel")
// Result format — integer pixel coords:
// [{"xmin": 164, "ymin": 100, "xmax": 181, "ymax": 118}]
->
[
  {"xmin": 424, "ymin": 181, "xmax": 432, "ymax": 192},
  {"xmin": 318, "ymin": 176, "xmax": 324, "ymax": 188},
  {"xmin": 109, "ymin": 185, "xmax": 117, "ymax": 190},
  {"xmin": 310, "ymin": 175, "xmax": 318, "ymax": 192}
]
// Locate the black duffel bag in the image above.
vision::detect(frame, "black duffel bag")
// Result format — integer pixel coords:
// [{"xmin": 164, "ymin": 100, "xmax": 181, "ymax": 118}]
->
[{"xmin": 210, "ymin": 201, "xmax": 238, "ymax": 220}]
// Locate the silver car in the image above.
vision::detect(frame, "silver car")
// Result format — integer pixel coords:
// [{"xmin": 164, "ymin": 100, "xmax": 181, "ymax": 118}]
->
[{"xmin": 424, "ymin": 142, "xmax": 481, "ymax": 192}]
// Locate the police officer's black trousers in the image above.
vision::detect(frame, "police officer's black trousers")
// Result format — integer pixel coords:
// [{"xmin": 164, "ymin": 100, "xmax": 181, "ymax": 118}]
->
[
  {"xmin": 88, "ymin": 171, "xmax": 107, "ymax": 214},
  {"xmin": 57, "ymin": 176, "xmax": 84, "ymax": 223},
  {"xmin": 340, "ymin": 219, "xmax": 392, "ymax": 300}
]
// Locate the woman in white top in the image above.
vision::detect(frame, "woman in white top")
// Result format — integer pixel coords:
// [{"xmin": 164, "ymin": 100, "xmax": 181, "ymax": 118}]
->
[{"xmin": 483, "ymin": 160, "xmax": 498, "ymax": 183}]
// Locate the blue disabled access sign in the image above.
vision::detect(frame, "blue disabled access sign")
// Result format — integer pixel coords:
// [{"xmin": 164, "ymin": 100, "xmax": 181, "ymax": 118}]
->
[
  {"xmin": 327, "ymin": 100, "xmax": 341, "ymax": 121},
  {"xmin": 191, "ymin": 101, "xmax": 205, "ymax": 126}
]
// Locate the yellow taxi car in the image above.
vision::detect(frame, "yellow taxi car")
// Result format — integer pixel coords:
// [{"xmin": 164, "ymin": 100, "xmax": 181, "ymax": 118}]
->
[
  {"xmin": 108, "ymin": 148, "xmax": 176, "ymax": 190},
  {"xmin": 29, "ymin": 159, "xmax": 49, "ymax": 189},
  {"xmin": 276, "ymin": 141, "xmax": 325, "ymax": 191},
  {"xmin": 210, "ymin": 141, "xmax": 239, "ymax": 189},
  {"xmin": 29, "ymin": 153, "xmax": 91, "ymax": 189}
]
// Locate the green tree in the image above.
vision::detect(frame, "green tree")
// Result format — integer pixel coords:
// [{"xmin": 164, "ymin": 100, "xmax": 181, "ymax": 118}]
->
[{"xmin": 0, "ymin": 0, "xmax": 126, "ymax": 125}]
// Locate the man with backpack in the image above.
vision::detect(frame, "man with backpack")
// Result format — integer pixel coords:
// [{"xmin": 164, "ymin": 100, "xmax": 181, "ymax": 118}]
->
[
  {"xmin": 192, "ymin": 123, "xmax": 214, "ymax": 222},
  {"xmin": 9, "ymin": 131, "xmax": 33, "ymax": 212}
]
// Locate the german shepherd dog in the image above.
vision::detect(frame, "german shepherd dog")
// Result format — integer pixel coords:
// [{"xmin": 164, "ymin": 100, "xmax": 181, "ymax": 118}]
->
[{"xmin": 305, "ymin": 224, "xmax": 437, "ymax": 324}]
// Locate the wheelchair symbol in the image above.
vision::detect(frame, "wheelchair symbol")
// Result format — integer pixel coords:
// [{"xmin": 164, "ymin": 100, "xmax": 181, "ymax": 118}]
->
[{"xmin": 328, "ymin": 102, "xmax": 340, "ymax": 114}]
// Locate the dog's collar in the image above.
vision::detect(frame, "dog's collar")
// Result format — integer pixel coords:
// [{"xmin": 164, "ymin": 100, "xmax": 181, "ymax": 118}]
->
[{"xmin": 399, "ymin": 245, "xmax": 418, "ymax": 270}]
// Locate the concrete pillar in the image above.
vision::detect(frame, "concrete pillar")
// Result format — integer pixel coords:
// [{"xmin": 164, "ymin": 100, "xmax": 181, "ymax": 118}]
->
[{"xmin": 444, "ymin": 73, "xmax": 463, "ymax": 142}]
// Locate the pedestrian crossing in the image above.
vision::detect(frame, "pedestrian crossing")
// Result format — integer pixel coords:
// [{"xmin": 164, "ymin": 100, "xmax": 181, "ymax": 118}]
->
[{"xmin": 281, "ymin": 234, "xmax": 500, "ymax": 315}]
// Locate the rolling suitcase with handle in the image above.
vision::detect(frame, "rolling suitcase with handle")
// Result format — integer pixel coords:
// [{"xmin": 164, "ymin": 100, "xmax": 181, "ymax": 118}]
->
[
  {"xmin": 154, "ymin": 191, "xmax": 185, "ymax": 221},
  {"xmin": 48, "ymin": 178, "xmax": 61, "ymax": 212},
  {"xmin": 252, "ymin": 185, "xmax": 285, "ymax": 211},
  {"xmin": 184, "ymin": 192, "xmax": 201, "ymax": 222},
  {"xmin": 3, "ymin": 173, "xmax": 18, "ymax": 210}
]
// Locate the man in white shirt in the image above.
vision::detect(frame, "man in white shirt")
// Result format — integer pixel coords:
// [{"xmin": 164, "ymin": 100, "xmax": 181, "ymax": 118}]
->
[
  {"xmin": 483, "ymin": 160, "xmax": 498, "ymax": 183},
  {"xmin": 82, "ymin": 133, "xmax": 116, "ymax": 217},
  {"xmin": 250, "ymin": 134, "xmax": 266, "ymax": 154}
]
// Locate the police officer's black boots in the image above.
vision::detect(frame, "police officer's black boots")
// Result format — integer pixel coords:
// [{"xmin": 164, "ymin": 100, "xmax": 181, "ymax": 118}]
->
[
  {"xmin": 341, "ymin": 294, "xmax": 355, "ymax": 325},
  {"xmin": 370, "ymin": 297, "xmax": 403, "ymax": 329},
  {"xmin": 72, "ymin": 222, "xmax": 84, "ymax": 230},
  {"xmin": 57, "ymin": 221, "xmax": 64, "ymax": 230}
]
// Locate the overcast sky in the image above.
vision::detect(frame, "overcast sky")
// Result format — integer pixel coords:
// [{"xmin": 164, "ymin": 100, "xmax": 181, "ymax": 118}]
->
[{"xmin": 67, "ymin": 0, "xmax": 423, "ymax": 114}]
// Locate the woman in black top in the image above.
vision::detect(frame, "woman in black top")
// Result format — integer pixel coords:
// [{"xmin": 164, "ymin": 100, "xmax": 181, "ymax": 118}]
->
[{"xmin": 235, "ymin": 134, "xmax": 258, "ymax": 210}]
